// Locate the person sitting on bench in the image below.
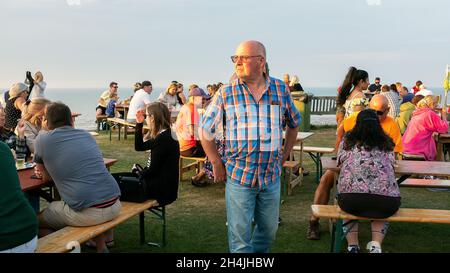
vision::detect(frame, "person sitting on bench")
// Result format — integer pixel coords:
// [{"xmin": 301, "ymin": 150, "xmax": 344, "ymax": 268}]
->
[
  {"xmin": 175, "ymin": 87, "xmax": 209, "ymax": 186},
  {"xmin": 34, "ymin": 102, "xmax": 121, "ymax": 253},
  {"xmin": 336, "ymin": 109, "xmax": 401, "ymax": 253}
]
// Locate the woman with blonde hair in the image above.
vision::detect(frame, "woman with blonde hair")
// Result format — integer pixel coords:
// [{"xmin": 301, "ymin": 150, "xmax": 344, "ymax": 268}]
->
[
  {"xmin": 135, "ymin": 102, "xmax": 180, "ymax": 206},
  {"xmin": 16, "ymin": 97, "xmax": 51, "ymax": 153},
  {"xmin": 158, "ymin": 82, "xmax": 181, "ymax": 110},
  {"xmin": 402, "ymin": 95, "xmax": 448, "ymax": 160},
  {"xmin": 29, "ymin": 71, "xmax": 47, "ymax": 100}
]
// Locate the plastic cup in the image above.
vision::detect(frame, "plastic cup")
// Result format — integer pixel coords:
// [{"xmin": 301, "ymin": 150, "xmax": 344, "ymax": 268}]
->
[{"xmin": 16, "ymin": 154, "xmax": 26, "ymax": 169}]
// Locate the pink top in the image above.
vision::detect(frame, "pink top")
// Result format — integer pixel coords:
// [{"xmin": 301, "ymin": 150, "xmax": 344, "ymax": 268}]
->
[
  {"xmin": 175, "ymin": 103, "xmax": 200, "ymax": 152},
  {"xmin": 402, "ymin": 108, "xmax": 448, "ymax": 160}
]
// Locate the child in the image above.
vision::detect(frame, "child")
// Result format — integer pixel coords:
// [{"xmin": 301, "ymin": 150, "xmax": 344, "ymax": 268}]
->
[{"xmin": 105, "ymin": 93, "xmax": 119, "ymax": 118}]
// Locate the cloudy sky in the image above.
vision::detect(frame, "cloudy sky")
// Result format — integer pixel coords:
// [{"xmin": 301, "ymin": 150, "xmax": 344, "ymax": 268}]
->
[{"xmin": 0, "ymin": 0, "xmax": 449, "ymax": 89}]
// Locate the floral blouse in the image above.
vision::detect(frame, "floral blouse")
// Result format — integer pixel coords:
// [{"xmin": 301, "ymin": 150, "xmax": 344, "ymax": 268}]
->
[{"xmin": 337, "ymin": 143, "xmax": 400, "ymax": 197}]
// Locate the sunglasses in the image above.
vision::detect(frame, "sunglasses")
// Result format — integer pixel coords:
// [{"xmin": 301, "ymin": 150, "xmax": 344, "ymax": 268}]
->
[{"xmin": 376, "ymin": 109, "xmax": 387, "ymax": 115}]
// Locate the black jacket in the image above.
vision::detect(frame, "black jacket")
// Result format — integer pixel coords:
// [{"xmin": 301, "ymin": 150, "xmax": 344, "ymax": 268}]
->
[{"xmin": 135, "ymin": 123, "xmax": 180, "ymax": 206}]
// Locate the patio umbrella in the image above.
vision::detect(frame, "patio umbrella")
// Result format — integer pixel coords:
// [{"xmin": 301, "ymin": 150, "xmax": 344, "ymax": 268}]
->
[{"xmin": 444, "ymin": 65, "xmax": 450, "ymax": 112}]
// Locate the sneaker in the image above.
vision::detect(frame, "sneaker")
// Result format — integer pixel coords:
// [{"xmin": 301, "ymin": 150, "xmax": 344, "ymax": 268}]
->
[
  {"xmin": 366, "ymin": 241, "xmax": 382, "ymax": 253},
  {"xmin": 347, "ymin": 245, "xmax": 361, "ymax": 253},
  {"xmin": 306, "ymin": 220, "xmax": 320, "ymax": 240}
]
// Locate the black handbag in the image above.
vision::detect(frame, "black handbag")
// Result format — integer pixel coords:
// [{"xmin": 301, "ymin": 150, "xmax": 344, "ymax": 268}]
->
[{"xmin": 112, "ymin": 165, "xmax": 148, "ymax": 203}]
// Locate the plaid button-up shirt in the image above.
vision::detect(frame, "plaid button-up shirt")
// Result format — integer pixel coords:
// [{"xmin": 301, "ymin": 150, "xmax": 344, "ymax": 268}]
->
[{"xmin": 200, "ymin": 76, "xmax": 301, "ymax": 188}]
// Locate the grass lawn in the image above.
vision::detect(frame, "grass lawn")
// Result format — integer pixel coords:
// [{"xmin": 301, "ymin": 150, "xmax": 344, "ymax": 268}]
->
[{"xmin": 87, "ymin": 126, "xmax": 450, "ymax": 253}]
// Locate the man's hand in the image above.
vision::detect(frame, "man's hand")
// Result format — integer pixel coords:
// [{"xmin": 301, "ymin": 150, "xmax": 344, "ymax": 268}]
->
[
  {"xmin": 34, "ymin": 166, "xmax": 43, "ymax": 179},
  {"xmin": 212, "ymin": 160, "xmax": 226, "ymax": 183}
]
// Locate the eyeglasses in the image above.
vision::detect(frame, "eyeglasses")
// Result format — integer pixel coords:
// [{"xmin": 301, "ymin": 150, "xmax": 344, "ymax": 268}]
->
[
  {"xmin": 376, "ymin": 109, "xmax": 387, "ymax": 116},
  {"xmin": 113, "ymin": 86, "xmax": 118, "ymax": 88},
  {"xmin": 230, "ymin": 55, "xmax": 262, "ymax": 63}
]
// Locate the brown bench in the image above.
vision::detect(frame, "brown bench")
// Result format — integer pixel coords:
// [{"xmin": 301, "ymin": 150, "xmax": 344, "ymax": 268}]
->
[
  {"xmin": 311, "ymin": 204, "xmax": 450, "ymax": 252},
  {"xmin": 399, "ymin": 153, "xmax": 426, "ymax": 161},
  {"xmin": 106, "ymin": 118, "xmax": 150, "ymax": 141},
  {"xmin": 36, "ymin": 200, "xmax": 165, "ymax": 253},
  {"xmin": 179, "ymin": 156, "xmax": 207, "ymax": 181},
  {"xmin": 293, "ymin": 146, "xmax": 334, "ymax": 184},
  {"xmin": 282, "ymin": 160, "xmax": 301, "ymax": 198}
]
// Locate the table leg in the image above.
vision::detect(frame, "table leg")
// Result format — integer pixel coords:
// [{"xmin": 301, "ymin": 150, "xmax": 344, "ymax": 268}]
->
[{"xmin": 437, "ymin": 140, "xmax": 444, "ymax": 161}]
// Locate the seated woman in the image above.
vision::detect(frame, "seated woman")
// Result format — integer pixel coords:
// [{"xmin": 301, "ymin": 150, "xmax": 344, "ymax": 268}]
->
[
  {"xmin": 175, "ymin": 87, "xmax": 209, "ymax": 186},
  {"xmin": 15, "ymin": 98, "xmax": 50, "ymax": 213},
  {"xmin": 4, "ymin": 83, "xmax": 28, "ymax": 132},
  {"xmin": 17, "ymin": 98, "xmax": 51, "ymax": 154},
  {"xmin": 0, "ymin": 107, "xmax": 29, "ymax": 159},
  {"xmin": 135, "ymin": 102, "xmax": 180, "ymax": 207},
  {"xmin": 337, "ymin": 109, "xmax": 401, "ymax": 253},
  {"xmin": 158, "ymin": 82, "xmax": 182, "ymax": 111},
  {"xmin": 0, "ymin": 142, "xmax": 38, "ymax": 253},
  {"xmin": 402, "ymin": 95, "xmax": 448, "ymax": 160}
]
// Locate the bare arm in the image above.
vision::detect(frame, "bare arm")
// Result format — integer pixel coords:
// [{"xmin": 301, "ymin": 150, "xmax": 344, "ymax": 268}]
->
[
  {"xmin": 200, "ymin": 128, "xmax": 226, "ymax": 182},
  {"xmin": 282, "ymin": 126, "xmax": 299, "ymax": 165}
]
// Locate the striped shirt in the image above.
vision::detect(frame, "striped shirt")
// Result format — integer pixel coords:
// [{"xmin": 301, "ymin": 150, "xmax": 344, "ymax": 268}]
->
[{"xmin": 200, "ymin": 76, "xmax": 301, "ymax": 188}]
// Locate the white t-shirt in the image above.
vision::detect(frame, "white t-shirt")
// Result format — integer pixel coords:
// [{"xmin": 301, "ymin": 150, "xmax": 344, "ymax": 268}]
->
[
  {"xmin": 29, "ymin": 81, "xmax": 47, "ymax": 100},
  {"xmin": 127, "ymin": 89, "xmax": 152, "ymax": 121}
]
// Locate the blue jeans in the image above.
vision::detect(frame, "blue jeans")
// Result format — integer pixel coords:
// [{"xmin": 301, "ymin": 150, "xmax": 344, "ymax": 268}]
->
[{"xmin": 225, "ymin": 178, "xmax": 280, "ymax": 253}]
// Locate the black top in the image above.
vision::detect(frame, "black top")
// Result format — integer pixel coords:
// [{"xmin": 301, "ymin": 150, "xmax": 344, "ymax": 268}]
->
[
  {"xmin": 4, "ymin": 97, "xmax": 22, "ymax": 130},
  {"xmin": 135, "ymin": 123, "xmax": 180, "ymax": 206},
  {"xmin": 368, "ymin": 83, "xmax": 381, "ymax": 92}
]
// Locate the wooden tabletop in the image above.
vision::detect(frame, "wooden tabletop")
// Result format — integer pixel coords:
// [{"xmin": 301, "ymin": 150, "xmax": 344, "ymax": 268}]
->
[
  {"xmin": 20, "ymin": 158, "xmax": 118, "ymax": 192},
  {"xmin": 282, "ymin": 131, "xmax": 314, "ymax": 142},
  {"xmin": 321, "ymin": 157, "xmax": 450, "ymax": 177}
]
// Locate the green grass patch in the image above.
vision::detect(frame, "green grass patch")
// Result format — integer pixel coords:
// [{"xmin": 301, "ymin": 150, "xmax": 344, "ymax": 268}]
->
[{"xmin": 90, "ymin": 127, "xmax": 450, "ymax": 253}]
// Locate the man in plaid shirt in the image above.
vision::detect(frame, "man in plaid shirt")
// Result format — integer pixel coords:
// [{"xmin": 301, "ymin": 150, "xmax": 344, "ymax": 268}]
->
[{"xmin": 200, "ymin": 40, "xmax": 301, "ymax": 253}]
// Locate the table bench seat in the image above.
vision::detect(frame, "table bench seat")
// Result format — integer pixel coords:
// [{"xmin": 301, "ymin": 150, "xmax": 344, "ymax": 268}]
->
[
  {"xmin": 311, "ymin": 204, "xmax": 450, "ymax": 252},
  {"xmin": 401, "ymin": 178, "xmax": 450, "ymax": 188},
  {"xmin": 179, "ymin": 156, "xmax": 207, "ymax": 181},
  {"xmin": 36, "ymin": 200, "xmax": 159, "ymax": 253}
]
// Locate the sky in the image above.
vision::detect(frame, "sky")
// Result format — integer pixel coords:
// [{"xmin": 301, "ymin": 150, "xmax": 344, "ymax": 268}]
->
[{"xmin": 0, "ymin": 0, "xmax": 449, "ymax": 89}]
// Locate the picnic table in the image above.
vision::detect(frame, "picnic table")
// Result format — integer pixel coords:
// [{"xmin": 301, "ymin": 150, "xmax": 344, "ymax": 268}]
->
[
  {"xmin": 321, "ymin": 157, "xmax": 450, "ymax": 177},
  {"xmin": 19, "ymin": 158, "xmax": 118, "ymax": 192}
]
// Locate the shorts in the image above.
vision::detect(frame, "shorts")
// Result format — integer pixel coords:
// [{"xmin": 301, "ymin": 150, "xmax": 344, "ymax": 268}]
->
[
  {"xmin": 338, "ymin": 193, "xmax": 401, "ymax": 219},
  {"xmin": 41, "ymin": 199, "xmax": 121, "ymax": 230}
]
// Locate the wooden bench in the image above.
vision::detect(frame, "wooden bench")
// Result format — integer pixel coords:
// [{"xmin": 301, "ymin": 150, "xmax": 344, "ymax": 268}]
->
[
  {"xmin": 294, "ymin": 146, "xmax": 334, "ymax": 184},
  {"xmin": 311, "ymin": 204, "xmax": 450, "ymax": 252},
  {"xmin": 107, "ymin": 118, "xmax": 137, "ymax": 141},
  {"xmin": 179, "ymin": 156, "xmax": 207, "ymax": 181},
  {"xmin": 282, "ymin": 160, "xmax": 301, "ymax": 198},
  {"xmin": 36, "ymin": 200, "xmax": 166, "ymax": 253}
]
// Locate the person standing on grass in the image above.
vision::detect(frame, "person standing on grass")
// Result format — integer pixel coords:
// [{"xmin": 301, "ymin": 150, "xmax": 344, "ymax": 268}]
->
[{"xmin": 200, "ymin": 40, "xmax": 301, "ymax": 253}]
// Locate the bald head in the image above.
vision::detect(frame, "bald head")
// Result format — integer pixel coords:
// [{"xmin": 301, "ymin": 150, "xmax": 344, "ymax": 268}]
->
[
  {"xmin": 370, "ymin": 94, "xmax": 388, "ymax": 109},
  {"xmin": 236, "ymin": 40, "xmax": 266, "ymax": 58},
  {"xmin": 370, "ymin": 94, "xmax": 390, "ymax": 120}
]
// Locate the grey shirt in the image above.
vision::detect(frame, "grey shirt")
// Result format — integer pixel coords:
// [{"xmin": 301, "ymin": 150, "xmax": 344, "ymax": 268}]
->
[{"xmin": 34, "ymin": 126, "xmax": 120, "ymax": 210}]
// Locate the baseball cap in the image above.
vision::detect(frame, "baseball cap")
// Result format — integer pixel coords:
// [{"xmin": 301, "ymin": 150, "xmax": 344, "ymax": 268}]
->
[
  {"xmin": 9, "ymin": 83, "xmax": 28, "ymax": 100},
  {"xmin": 189, "ymin": 87, "xmax": 210, "ymax": 98}
]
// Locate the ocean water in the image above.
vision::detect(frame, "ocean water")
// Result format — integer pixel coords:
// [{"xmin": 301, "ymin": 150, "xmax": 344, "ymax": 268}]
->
[
  {"xmin": 1, "ymin": 86, "xmax": 445, "ymax": 131},
  {"xmin": 43, "ymin": 87, "xmax": 340, "ymax": 130}
]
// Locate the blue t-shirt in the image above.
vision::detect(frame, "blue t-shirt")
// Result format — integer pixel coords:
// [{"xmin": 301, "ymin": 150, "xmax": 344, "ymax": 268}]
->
[
  {"xmin": 34, "ymin": 126, "xmax": 121, "ymax": 210},
  {"xmin": 105, "ymin": 100, "xmax": 116, "ymax": 117}
]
